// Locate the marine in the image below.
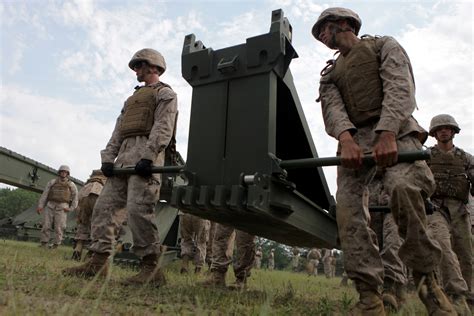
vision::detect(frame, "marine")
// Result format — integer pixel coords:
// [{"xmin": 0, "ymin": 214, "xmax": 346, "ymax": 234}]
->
[{"xmin": 313, "ymin": 7, "xmax": 455, "ymax": 315}]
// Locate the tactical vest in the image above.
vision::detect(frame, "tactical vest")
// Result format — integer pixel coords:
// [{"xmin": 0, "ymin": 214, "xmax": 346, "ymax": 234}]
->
[
  {"xmin": 329, "ymin": 37, "xmax": 383, "ymax": 127},
  {"xmin": 429, "ymin": 147, "xmax": 470, "ymax": 202},
  {"xmin": 47, "ymin": 179, "xmax": 72, "ymax": 203},
  {"xmin": 119, "ymin": 83, "xmax": 170, "ymax": 139}
]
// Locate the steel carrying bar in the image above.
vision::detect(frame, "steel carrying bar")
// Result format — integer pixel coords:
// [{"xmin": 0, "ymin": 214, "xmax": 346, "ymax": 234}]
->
[
  {"xmin": 111, "ymin": 150, "xmax": 430, "ymax": 175},
  {"xmin": 112, "ymin": 165, "xmax": 184, "ymax": 175},
  {"xmin": 279, "ymin": 149, "xmax": 431, "ymax": 169}
]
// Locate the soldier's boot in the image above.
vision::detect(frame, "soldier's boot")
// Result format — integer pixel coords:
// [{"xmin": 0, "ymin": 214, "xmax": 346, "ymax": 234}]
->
[
  {"xmin": 71, "ymin": 240, "xmax": 83, "ymax": 261},
  {"xmin": 199, "ymin": 271, "xmax": 226, "ymax": 288},
  {"xmin": 194, "ymin": 266, "xmax": 202, "ymax": 274},
  {"xmin": 382, "ymin": 279, "xmax": 405, "ymax": 312},
  {"xmin": 449, "ymin": 295, "xmax": 471, "ymax": 316},
  {"xmin": 349, "ymin": 290, "xmax": 386, "ymax": 316},
  {"xmin": 180, "ymin": 255, "xmax": 190, "ymax": 274},
  {"xmin": 121, "ymin": 254, "xmax": 166, "ymax": 287},
  {"xmin": 227, "ymin": 276, "xmax": 247, "ymax": 291},
  {"xmin": 62, "ymin": 252, "xmax": 109, "ymax": 278},
  {"xmin": 38, "ymin": 242, "xmax": 48, "ymax": 248},
  {"xmin": 49, "ymin": 244, "xmax": 58, "ymax": 249},
  {"xmin": 413, "ymin": 271, "xmax": 456, "ymax": 315}
]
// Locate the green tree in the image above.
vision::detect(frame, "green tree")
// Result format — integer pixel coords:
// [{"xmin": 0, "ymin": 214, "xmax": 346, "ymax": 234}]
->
[{"xmin": 0, "ymin": 188, "xmax": 40, "ymax": 219}]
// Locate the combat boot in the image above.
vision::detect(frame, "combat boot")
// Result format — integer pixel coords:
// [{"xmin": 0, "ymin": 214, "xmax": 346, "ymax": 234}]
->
[
  {"xmin": 180, "ymin": 255, "xmax": 190, "ymax": 274},
  {"xmin": 382, "ymin": 278, "xmax": 405, "ymax": 312},
  {"xmin": 62, "ymin": 252, "xmax": 109, "ymax": 278},
  {"xmin": 227, "ymin": 276, "xmax": 247, "ymax": 291},
  {"xmin": 38, "ymin": 242, "xmax": 48, "ymax": 248},
  {"xmin": 349, "ymin": 290, "xmax": 386, "ymax": 316},
  {"xmin": 121, "ymin": 254, "xmax": 166, "ymax": 287},
  {"xmin": 199, "ymin": 271, "xmax": 226, "ymax": 288},
  {"xmin": 413, "ymin": 271, "xmax": 456, "ymax": 315},
  {"xmin": 194, "ymin": 266, "xmax": 202, "ymax": 274},
  {"xmin": 72, "ymin": 240, "xmax": 83, "ymax": 261},
  {"xmin": 449, "ymin": 295, "xmax": 471, "ymax": 316},
  {"xmin": 71, "ymin": 250, "xmax": 82, "ymax": 261}
]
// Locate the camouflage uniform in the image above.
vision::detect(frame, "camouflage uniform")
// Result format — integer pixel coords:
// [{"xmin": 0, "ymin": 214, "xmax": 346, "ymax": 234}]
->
[
  {"xmin": 38, "ymin": 177, "xmax": 78, "ymax": 246},
  {"xmin": 210, "ymin": 223, "xmax": 256, "ymax": 283},
  {"xmin": 179, "ymin": 212, "xmax": 210, "ymax": 270},
  {"xmin": 205, "ymin": 221, "xmax": 218, "ymax": 268},
  {"xmin": 368, "ymin": 178, "xmax": 407, "ymax": 311},
  {"xmin": 268, "ymin": 250, "xmax": 275, "ymax": 270},
  {"xmin": 88, "ymin": 80, "xmax": 177, "ymax": 258},
  {"xmin": 291, "ymin": 248, "xmax": 300, "ymax": 272},
  {"xmin": 74, "ymin": 172, "xmax": 106, "ymax": 243},
  {"xmin": 254, "ymin": 247, "xmax": 263, "ymax": 269},
  {"xmin": 307, "ymin": 248, "xmax": 321, "ymax": 276},
  {"xmin": 322, "ymin": 249, "xmax": 333, "ymax": 278},
  {"xmin": 428, "ymin": 145, "xmax": 474, "ymax": 296},
  {"xmin": 319, "ymin": 34, "xmax": 441, "ymax": 289}
]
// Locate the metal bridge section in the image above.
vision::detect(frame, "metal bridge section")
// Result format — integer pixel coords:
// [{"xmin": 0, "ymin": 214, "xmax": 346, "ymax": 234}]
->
[
  {"xmin": 173, "ymin": 9, "xmax": 338, "ymax": 248},
  {"xmin": 0, "ymin": 146, "xmax": 84, "ymax": 192}
]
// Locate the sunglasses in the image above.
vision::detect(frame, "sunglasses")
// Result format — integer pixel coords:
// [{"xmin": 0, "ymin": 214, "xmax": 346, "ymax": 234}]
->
[{"xmin": 132, "ymin": 61, "xmax": 149, "ymax": 70}]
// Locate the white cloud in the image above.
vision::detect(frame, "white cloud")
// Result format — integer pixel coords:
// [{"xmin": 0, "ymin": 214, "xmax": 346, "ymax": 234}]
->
[
  {"xmin": 0, "ymin": 85, "xmax": 113, "ymax": 181},
  {"xmin": 399, "ymin": 2, "xmax": 473, "ymax": 152}
]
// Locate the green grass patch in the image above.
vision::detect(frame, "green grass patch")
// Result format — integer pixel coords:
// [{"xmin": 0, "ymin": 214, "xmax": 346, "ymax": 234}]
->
[{"xmin": 0, "ymin": 239, "xmax": 427, "ymax": 315}]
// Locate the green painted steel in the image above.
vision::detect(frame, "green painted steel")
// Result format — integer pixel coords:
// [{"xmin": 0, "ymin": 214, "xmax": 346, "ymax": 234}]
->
[
  {"xmin": 174, "ymin": 9, "xmax": 338, "ymax": 248},
  {"xmin": 0, "ymin": 146, "xmax": 84, "ymax": 192}
]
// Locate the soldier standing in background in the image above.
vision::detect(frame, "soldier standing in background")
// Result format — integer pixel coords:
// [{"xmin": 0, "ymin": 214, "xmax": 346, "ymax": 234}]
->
[
  {"xmin": 368, "ymin": 178, "xmax": 407, "ymax": 312},
  {"xmin": 37, "ymin": 165, "xmax": 78, "ymax": 249},
  {"xmin": 71, "ymin": 170, "xmax": 107, "ymax": 261},
  {"xmin": 291, "ymin": 247, "xmax": 300, "ymax": 272},
  {"xmin": 306, "ymin": 248, "xmax": 321, "ymax": 276},
  {"xmin": 330, "ymin": 251, "xmax": 337, "ymax": 277},
  {"xmin": 179, "ymin": 212, "xmax": 210, "ymax": 274},
  {"xmin": 205, "ymin": 221, "xmax": 218, "ymax": 270},
  {"xmin": 201, "ymin": 223, "xmax": 255, "ymax": 289},
  {"xmin": 63, "ymin": 48, "xmax": 178, "ymax": 287},
  {"xmin": 322, "ymin": 249, "xmax": 333, "ymax": 278},
  {"xmin": 426, "ymin": 114, "xmax": 473, "ymax": 314},
  {"xmin": 254, "ymin": 246, "xmax": 263, "ymax": 269},
  {"xmin": 313, "ymin": 7, "xmax": 455, "ymax": 315},
  {"xmin": 268, "ymin": 248, "xmax": 275, "ymax": 271}
]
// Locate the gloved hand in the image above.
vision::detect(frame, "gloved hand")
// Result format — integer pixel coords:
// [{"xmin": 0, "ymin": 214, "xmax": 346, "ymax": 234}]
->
[
  {"xmin": 101, "ymin": 162, "xmax": 115, "ymax": 177},
  {"xmin": 135, "ymin": 159, "xmax": 153, "ymax": 177}
]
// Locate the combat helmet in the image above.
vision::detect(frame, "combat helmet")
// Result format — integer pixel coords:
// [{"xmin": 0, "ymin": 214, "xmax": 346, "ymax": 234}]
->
[
  {"xmin": 429, "ymin": 114, "xmax": 460, "ymax": 136},
  {"xmin": 312, "ymin": 7, "xmax": 362, "ymax": 41},
  {"xmin": 58, "ymin": 165, "xmax": 70, "ymax": 175},
  {"xmin": 128, "ymin": 48, "xmax": 166, "ymax": 75}
]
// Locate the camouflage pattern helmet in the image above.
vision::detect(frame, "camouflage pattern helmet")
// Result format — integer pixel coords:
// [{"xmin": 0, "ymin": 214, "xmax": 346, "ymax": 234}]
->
[
  {"xmin": 429, "ymin": 114, "xmax": 460, "ymax": 136},
  {"xmin": 128, "ymin": 48, "xmax": 166, "ymax": 75},
  {"xmin": 58, "ymin": 165, "xmax": 70, "ymax": 174},
  {"xmin": 312, "ymin": 7, "xmax": 362, "ymax": 41}
]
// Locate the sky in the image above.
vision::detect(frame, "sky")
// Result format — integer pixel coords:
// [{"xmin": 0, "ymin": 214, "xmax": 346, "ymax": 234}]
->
[{"xmin": 1, "ymin": 0, "xmax": 473, "ymax": 199}]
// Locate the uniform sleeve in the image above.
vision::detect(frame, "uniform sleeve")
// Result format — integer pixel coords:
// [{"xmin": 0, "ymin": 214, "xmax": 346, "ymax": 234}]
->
[
  {"xmin": 38, "ymin": 179, "xmax": 55, "ymax": 208},
  {"xmin": 100, "ymin": 107, "xmax": 125, "ymax": 163},
  {"xmin": 319, "ymin": 76, "xmax": 356, "ymax": 140},
  {"xmin": 69, "ymin": 182, "xmax": 79, "ymax": 210},
  {"xmin": 466, "ymin": 151, "xmax": 474, "ymax": 196},
  {"xmin": 375, "ymin": 36, "xmax": 417, "ymax": 135},
  {"xmin": 141, "ymin": 87, "xmax": 178, "ymax": 161}
]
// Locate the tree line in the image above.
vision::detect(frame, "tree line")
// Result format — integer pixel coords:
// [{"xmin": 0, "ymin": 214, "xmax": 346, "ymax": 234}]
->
[{"xmin": 0, "ymin": 188, "xmax": 39, "ymax": 219}]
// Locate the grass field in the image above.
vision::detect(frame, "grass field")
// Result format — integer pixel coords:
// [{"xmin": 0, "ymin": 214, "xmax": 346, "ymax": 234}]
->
[{"xmin": 0, "ymin": 239, "xmax": 428, "ymax": 315}]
